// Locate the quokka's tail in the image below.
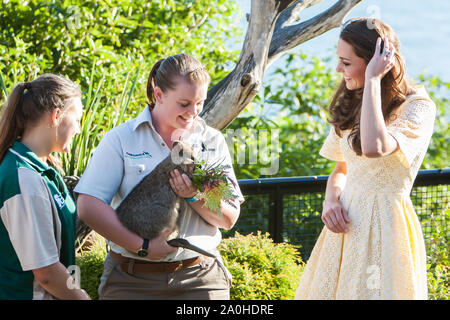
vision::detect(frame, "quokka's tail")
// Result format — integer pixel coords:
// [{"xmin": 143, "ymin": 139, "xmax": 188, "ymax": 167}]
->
[{"xmin": 167, "ymin": 238, "xmax": 216, "ymax": 258}]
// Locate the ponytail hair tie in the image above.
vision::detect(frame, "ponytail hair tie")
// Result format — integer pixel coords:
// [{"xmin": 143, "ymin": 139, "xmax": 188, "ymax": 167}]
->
[{"xmin": 23, "ymin": 82, "xmax": 32, "ymax": 90}]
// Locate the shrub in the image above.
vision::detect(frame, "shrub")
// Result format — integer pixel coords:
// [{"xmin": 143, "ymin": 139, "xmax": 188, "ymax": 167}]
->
[
  {"xmin": 0, "ymin": 0, "xmax": 241, "ymax": 89},
  {"xmin": 424, "ymin": 211, "xmax": 449, "ymax": 300},
  {"xmin": 75, "ymin": 233, "xmax": 107, "ymax": 300},
  {"xmin": 218, "ymin": 232, "xmax": 304, "ymax": 300},
  {"xmin": 427, "ymin": 263, "xmax": 449, "ymax": 300}
]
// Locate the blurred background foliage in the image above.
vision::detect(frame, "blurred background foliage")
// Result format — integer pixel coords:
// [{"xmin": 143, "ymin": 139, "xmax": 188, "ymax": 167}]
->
[
  {"xmin": 0, "ymin": 0, "xmax": 241, "ymax": 176},
  {"xmin": 0, "ymin": 0, "xmax": 240, "ymax": 86}
]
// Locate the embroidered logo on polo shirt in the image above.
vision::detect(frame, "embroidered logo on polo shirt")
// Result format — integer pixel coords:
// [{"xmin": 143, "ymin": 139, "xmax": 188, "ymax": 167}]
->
[
  {"xmin": 201, "ymin": 142, "xmax": 215, "ymax": 152},
  {"xmin": 124, "ymin": 151, "xmax": 152, "ymax": 159},
  {"xmin": 53, "ymin": 194, "xmax": 66, "ymax": 209}
]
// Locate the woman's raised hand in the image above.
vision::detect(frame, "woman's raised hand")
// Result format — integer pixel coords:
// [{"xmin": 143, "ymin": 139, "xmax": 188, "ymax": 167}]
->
[{"xmin": 365, "ymin": 36, "xmax": 395, "ymax": 81}]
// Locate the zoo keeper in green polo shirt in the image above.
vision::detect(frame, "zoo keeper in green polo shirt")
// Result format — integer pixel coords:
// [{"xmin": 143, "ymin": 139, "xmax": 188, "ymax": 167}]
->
[{"xmin": 0, "ymin": 74, "xmax": 90, "ymax": 300}]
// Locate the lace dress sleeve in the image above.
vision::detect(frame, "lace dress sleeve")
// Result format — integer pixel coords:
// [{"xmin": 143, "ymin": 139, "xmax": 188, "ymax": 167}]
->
[
  {"xmin": 319, "ymin": 126, "xmax": 345, "ymax": 162},
  {"xmin": 387, "ymin": 97, "xmax": 436, "ymax": 168}
]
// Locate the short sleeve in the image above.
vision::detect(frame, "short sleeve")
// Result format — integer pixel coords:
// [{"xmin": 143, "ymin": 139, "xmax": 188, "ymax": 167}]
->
[
  {"xmin": 388, "ymin": 98, "xmax": 436, "ymax": 168},
  {"xmin": 0, "ymin": 169, "xmax": 59, "ymax": 271},
  {"xmin": 319, "ymin": 126, "xmax": 345, "ymax": 162},
  {"xmin": 74, "ymin": 129, "xmax": 124, "ymax": 205}
]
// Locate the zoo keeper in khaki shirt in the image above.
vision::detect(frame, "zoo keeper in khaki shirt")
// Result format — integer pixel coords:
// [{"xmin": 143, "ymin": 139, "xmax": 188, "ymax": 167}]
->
[{"xmin": 75, "ymin": 54, "xmax": 244, "ymax": 300}]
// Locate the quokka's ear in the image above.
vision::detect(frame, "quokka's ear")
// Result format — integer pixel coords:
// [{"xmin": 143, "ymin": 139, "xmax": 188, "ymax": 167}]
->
[
  {"xmin": 171, "ymin": 140, "xmax": 190, "ymax": 165},
  {"xmin": 172, "ymin": 140, "xmax": 181, "ymax": 148}
]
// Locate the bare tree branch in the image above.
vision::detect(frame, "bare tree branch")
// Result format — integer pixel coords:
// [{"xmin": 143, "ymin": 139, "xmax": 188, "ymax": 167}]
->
[
  {"xmin": 274, "ymin": 0, "xmax": 321, "ymax": 30},
  {"xmin": 201, "ymin": 0, "xmax": 298, "ymax": 129},
  {"xmin": 201, "ymin": 0, "xmax": 363, "ymax": 130},
  {"xmin": 268, "ymin": 0, "xmax": 362, "ymax": 65},
  {"xmin": 188, "ymin": 12, "xmax": 209, "ymax": 33}
]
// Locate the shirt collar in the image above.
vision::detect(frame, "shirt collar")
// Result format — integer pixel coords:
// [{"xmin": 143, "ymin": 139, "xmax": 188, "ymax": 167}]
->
[
  {"xmin": 10, "ymin": 141, "xmax": 68, "ymax": 195},
  {"xmin": 132, "ymin": 105, "xmax": 155, "ymax": 131},
  {"xmin": 10, "ymin": 141, "xmax": 50, "ymax": 173}
]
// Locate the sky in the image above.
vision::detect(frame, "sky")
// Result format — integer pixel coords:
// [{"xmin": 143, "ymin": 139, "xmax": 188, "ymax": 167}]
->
[{"xmin": 233, "ymin": 0, "xmax": 450, "ymax": 82}]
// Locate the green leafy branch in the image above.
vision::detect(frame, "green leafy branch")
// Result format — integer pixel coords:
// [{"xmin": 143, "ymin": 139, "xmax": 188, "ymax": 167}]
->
[{"xmin": 191, "ymin": 159, "xmax": 238, "ymax": 215}]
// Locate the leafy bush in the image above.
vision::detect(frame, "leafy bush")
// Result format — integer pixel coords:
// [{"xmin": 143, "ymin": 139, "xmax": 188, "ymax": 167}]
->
[
  {"xmin": 423, "ymin": 203, "xmax": 449, "ymax": 300},
  {"xmin": 428, "ymin": 263, "xmax": 449, "ymax": 300},
  {"xmin": 218, "ymin": 232, "xmax": 304, "ymax": 300},
  {"xmin": 75, "ymin": 233, "xmax": 107, "ymax": 300},
  {"xmin": 417, "ymin": 74, "xmax": 450, "ymax": 170},
  {"xmin": 227, "ymin": 52, "xmax": 339, "ymax": 179}
]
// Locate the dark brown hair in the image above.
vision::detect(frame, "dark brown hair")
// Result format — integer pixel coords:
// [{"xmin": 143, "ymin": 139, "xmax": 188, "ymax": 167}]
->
[
  {"xmin": 146, "ymin": 54, "xmax": 211, "ymax": 109},
  {"xmin": 329, "ymin": 18, "xmax": 411, "ymax": 155},
  {"xmin": 0, "ymin": 74, "xmax": 81, "ymax": 169}
]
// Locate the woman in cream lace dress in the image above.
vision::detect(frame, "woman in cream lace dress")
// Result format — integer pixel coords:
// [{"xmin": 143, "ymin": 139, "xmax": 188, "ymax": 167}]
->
[{"xmin": 295, "ymin": 18, "xmax": 436, "ymax": 300}]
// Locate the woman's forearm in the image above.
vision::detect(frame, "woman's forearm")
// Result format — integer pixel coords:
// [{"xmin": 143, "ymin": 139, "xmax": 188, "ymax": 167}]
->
[
  {"xmin": 360, "ymin": 78, "xmax": 398, "ymax": 157},
  {"xmin": 77, "ymin": 194, "xmax": 142, "ymax": 253},
  {"xmin": 32, "ymin": 262, "xmax": 90, "ymax": 300},
  {"xmin": 325, "ymin": 162, "xmax": 347, "ymax": 203},
  {"xmin": 188, "ymin": 199, "xmax": 240, "ymax": 230}
]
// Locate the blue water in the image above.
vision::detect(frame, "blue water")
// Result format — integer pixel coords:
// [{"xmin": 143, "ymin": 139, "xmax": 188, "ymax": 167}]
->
[{"xmin": 233, "ymin": 0, "xmax": 450, "ymax": 82}]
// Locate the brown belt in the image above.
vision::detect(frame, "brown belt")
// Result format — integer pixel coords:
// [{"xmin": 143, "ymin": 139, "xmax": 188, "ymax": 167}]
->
[{"xmin": 109, "ymin": 251, "xmax": 203, "ymax": 274}]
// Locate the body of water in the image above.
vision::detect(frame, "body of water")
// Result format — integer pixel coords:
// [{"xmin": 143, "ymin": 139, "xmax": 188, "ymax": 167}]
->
[{"xmin": 234, "ymin": 0, "xmax": 450, "ymax": 82}]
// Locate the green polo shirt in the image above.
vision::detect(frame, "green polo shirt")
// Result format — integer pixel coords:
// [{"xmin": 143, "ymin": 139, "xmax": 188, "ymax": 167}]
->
[{"xmin": 0, "ymin": 141, "xmax": 76, "ymax": 300}]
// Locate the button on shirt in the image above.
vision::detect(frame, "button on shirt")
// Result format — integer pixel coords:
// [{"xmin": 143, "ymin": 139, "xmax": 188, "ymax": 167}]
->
[{"xmin": 74, "ymin": 106, "xmax": 244, "ymax": 262}]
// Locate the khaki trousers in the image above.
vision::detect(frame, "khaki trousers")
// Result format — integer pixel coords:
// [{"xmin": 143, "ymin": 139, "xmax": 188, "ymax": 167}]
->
[{"xmin": 98, "ymin": 251, "xmax": 232, "ymax": 300}]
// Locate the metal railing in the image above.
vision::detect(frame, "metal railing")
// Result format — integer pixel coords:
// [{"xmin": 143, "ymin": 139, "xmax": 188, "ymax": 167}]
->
[{"xmin": 228, "ymin": 169, "xmax": 450, "ymax": 260}]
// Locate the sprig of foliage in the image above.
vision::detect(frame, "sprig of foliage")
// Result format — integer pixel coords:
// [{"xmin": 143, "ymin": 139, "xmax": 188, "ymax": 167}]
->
[{"xmin": 191, "ymin": 159, "xmax": 238, "ymax": 215}]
